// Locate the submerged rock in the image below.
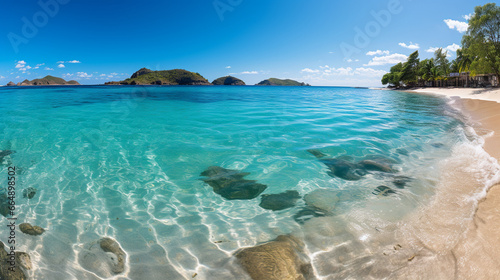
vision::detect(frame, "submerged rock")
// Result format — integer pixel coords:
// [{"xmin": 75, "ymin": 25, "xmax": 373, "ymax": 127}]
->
[
  {"xmin": 100, "ymin": 237, "xmax": 126, "ymax": 274},
  {"xmin": 431, "ymin": 143, "xmax": 445, "ymax": 148},
  {"xmin": 23, "ymin": 188, "xmax": 37, "ymax": 199},
  {"xmin": 78, "ymin": 237, "xmax": 127, "ymax": 278},
  {"xmin": 320, "ymin": 158, "xmax": 366, "ymax": 181},
  {"xmin": 200, "ymin": 166, "xmax": 267, "ymax": 200},
  {"xmin": 0, "ymin": 193, "xmax": 10, "ymax": 217},
  {"xmin": 308, "ymin": 150, "xmax": 397, "ymax": 181},
  {"xmin": 259, "ymin": 190, "xmax": 301, "ymax": 211},
  {"xmin": 235, "ymin": 235, "xmax": 314, "ymax": 280},
  {"xmin": 392, "ymin": 176, "xmax": 412, "ymax": 189},
  {"xmin": 306, "ymin": 149, "xmax": 327, "ymax": 159},
  {"xmin": 0, "ymin": 150, "xmax": 14, "ymax": 162},
  {"xmin": 293, "ymin": 207, "xmax": 328, "ymax": 224},
  {"xmin": 0, "ymin": 242, "xmax": 30, "ymax": 280},
  {"xmin": 396, "ymin": 148, "xmax": 409, "ymax": 156},
  {"xmin": 372, "ymin": 186, "xmax": 396, "ymax": 196},
  {"xmin": 19, "ymin": 223, "xmax": 45, "ymax": 236},
  {"xmin": 358, "ymin": 159, "xmax": 393, "ymax": 173},
  {"xmin": 304, "ymin": 189, "xmax": 339, "ymax": 213}
]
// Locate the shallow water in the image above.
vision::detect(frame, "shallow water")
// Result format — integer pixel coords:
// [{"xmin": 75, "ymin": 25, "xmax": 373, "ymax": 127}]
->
[{"xmin": 0, "ymin": 85, "xmax": 481, "ymax": 279}]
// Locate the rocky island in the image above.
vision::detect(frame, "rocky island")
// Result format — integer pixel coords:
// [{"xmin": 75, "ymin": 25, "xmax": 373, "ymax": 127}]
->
[
  {"xmin": 105, "ymin": 68, "xmax": 211, "ymax": 85},
  {"xmin": 212, "ymin": 76, "xmax": 246, "ymax": 85},
  {"xmin": 256, "ymin": 78, "xmax": 310, "ymax": 86},
  {"xmin": 5, "ymin": 76, "xmax": 80, "ymax": 86}
]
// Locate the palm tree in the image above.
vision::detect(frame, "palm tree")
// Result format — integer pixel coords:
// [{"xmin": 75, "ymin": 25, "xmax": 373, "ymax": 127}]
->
[{"xmin": 456, "ymin": 49, "xmax": 473, "ymax": 73}]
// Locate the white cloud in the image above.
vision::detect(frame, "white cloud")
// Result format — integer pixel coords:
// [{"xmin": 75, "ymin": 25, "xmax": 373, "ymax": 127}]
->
[
  {"xmin": 364, "ymin": 53, "xmax": 408, "ymax": 66},
  {"xmin": 76, "ymin": 72, "xmax": 92, "ymax": 78},
  {"xmin": 346, "ymin": 59, "xmax": 359, "ymax": 63},
  {"xmin": 100, "ymin": 74, "xmax": 106, "ymax": 77},
  {"xmin": 44, "ymin": 67, "xmax": 54, "ymax": 71},
  {"xmin": 15, "ymin": 60, "xmax": 26, "ymax": 68},
  {"xmin": 66, "ymin": 60, "xmax": 81, "ymax": 63},
  {"xmin": 58, "ymin": 64, "xmax": 65, "ymax": 68},
  {"xmin": 444, "ymin": 19, "xmax": 468, "ymax": 33},
  {"xmin": 398, "ymin": 42, "xmax": 420, "ymax": 49},
  {"xmin": 0, "ymin": 76, "xmax": 5, "ymax": 79},
  {"xmin": 463, "ymin": 14, "xmax": 473, "ymax": 20},
  {"xmin": 300, "ymin": 65, "xmax": 388, "ymax": 87},
  {"xmin": 446, "ymin": 43, "xmax": 460, "ymax": 52},
  {"xmin": 110, "ymin": 72, "xmax": 118, "ymax": 75},
  {"xmin": 15, "ymin": 60, "xmax": 33, "ymax": 71},
  {"xmin": 241, "ymin": 71, "xmax": 259, "ymax": 74},
  {"xmin": 225, "ymin": 66, "xmax": 231, "ymax": 69},
  {"xmin": 301, "ymin": 68, "xmax": 320, "ymax": 73},
  {"xmin": 15, "ymin": 61, "xmax": 29, "ymax": 70},
  {"xmin": 426, "ymin": 43, "xmax": 460, "ymax": 54},
  {"xmin": 328, "ymin": 51, "xmax": 334, "ymax": 54},
  {"xmin": 57, "ymin": 61, "xmax": 64, "ymax": 64},
  {"xmin": 366, "ymin": 50, "xmax": 390, "ymax": 56},
  {"xmin": 426, "ymin": 47, "xmax": 439, "ymax": 53}
]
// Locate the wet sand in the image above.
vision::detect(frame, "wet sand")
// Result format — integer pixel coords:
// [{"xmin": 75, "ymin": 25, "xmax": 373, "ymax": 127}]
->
[{"xmin": 403, "ymin": 88, "xmax": 500, "ymax": 278}]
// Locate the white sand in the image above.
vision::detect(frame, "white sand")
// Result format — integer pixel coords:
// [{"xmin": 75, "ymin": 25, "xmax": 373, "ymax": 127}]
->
[{"xmin": 408, "ymin": 87, "xmax": 500, "ymax": 103}]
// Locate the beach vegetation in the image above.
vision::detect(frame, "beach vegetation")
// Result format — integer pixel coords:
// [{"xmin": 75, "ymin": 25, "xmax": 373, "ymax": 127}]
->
[
  {"xmin": 463, "ymin": 3, "xmax": 500, "ymax": 82},
  {"xmin": 383, "ymin": 3, "xmax": 500, "ymax": 87}
]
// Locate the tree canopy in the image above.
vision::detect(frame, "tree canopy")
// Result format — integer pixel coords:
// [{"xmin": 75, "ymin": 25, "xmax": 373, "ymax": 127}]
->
[{"xmin": 382, "ymin": 3, "xmax": 500, "ymax": 87}]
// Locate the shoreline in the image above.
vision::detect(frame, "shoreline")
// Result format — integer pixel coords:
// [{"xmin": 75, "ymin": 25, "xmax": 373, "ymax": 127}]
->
[{"xmin": 403, "ymin": 87, "xmax": 500, "ymax": 278}]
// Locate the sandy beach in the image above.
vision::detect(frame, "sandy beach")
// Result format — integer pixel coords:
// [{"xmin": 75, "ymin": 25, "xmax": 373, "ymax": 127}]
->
[{"xmin": 404, "ymin": 87, "xmax": 500, "ymax": 278}]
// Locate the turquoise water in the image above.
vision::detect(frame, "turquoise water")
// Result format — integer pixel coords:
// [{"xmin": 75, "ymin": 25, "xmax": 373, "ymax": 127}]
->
[{"xmin": 0, "ymin": 86, "xmax": 466, "ymax": 279}]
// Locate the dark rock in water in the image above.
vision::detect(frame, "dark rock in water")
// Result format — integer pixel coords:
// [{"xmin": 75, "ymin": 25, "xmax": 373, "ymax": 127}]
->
[
  {"xmin": 19, "ymin": 223, "xmax": 45, "ymax": 236},
  {"xmin": 362, "ymin": 154, "xmax": 399, "ymax": 165},
  {"xmin": 78, "ymin": 237, "xmax": 127, "ymax": 277},
  {"xmin": 304, "ymin": 189, "xmax": 339, "ymax": 213},
  {"xmin": 23, "ymin": 187, "xmax": 37, "ymax": 199},
  {"xmin": 392, "ymin": 176, "xmax": 412, "ymax": 189},
  {"xmin": 320, "ymin": 158, "xmax": 365, "ymax": 181},
  {"xmin": 0, "ymin": 193, "xmax": 10, "ymax": 217},
  {"xmin": 200, "ymin": 166, "xmax": 267, "ymax": 200},
  {"xmin": 358, "ymin": 159, "xmax": 394, "ymax": 173},
  {"xmin": 0, "ymin": 150, "xmax": 14, "ymax": 162},
  {"xmin": 396, "ymin": 148, "xmax": 409, "ymax": 156},
  {"xmin": 308, "ymin": 150, "xmax": 398, "ymax": 181},
  {"xmin": 259, "ymin": 190, "xmax": 301, "ymax": 211},
  {"xmin": 0, "ymin": 242, "xmax": 30, "ymax": 280},
  {"xmin": 431, "ymin": 143, "xmax": 445, "ymax": 148},
  {"xmin": 372, "ymin": 186, "xmax": 396, "ymax": 196},
  {"xmin": 306, "ymin": 149, "xmax": 327, "ymax": 159},
  {"xmin": 100, "ymin": 237, "xmax": 126, "ymax": 274},
  {"xmin": 293, "ymin": 207, "xmax": 328, "ymax": 224},
  {"xmin": 235, "ymin": 235, "xmax": 314, "ymax": 280}
]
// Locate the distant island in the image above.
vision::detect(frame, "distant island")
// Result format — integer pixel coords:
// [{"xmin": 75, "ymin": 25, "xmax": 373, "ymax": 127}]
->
[
  {"xmin": 6, "ymin": 75, "xmax": 80, "ymax": 86},
  {"xmin": 256, "ymin": 78, "xmax": 310, "ymax": 86},
  {"xmin": 212, "ymin": 76, "xmax": 245, "ymax": 85},
  {"xmin": 4, "ymin": 69, "xmax": 311, "ymax": 87},
  {"xmin": 105, "ymin": 68, "xmax": 211, "ymax": 85}
]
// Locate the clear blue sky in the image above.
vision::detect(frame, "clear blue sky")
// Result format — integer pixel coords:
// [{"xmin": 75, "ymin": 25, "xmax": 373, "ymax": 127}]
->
[{"xmin": 0, "ymin": 0, "xmax": 490, "ymax": 86}]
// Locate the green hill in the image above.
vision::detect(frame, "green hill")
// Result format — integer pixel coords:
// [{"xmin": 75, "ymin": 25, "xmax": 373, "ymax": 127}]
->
[
  {"xmin": 256, "ymin": 78, "xmax": 309, "ymax": 86},
  {"xmin": 109, "ymin": 68, "xmax": 211, "ymax": 85},
  {"xmin": 212, "ymin": 76, "xmax": 246, "ymax": 85},
  {"xmin": 11, "ymin": 75, "xmax": 80, "ymax": 86}
]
